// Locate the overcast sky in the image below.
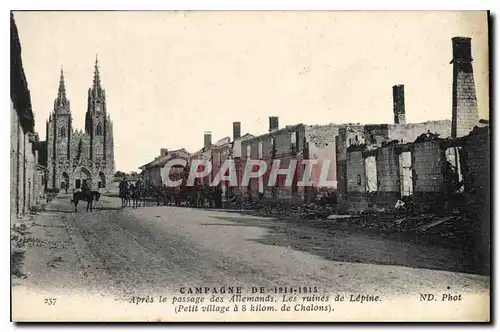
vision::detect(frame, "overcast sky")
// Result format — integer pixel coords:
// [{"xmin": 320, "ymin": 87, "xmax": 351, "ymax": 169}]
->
[{"xmin": 14, "ymin": 11, "xmax": 489, "ymax": 173}]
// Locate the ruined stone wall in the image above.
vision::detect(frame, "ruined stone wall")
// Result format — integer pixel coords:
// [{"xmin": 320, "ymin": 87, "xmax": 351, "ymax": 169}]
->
[
  {"xmin": 336, "ymin": 125, "xmax": 364, "ymax": 195},
  {"xmin": 462, "ymin": 127, "xmax": 490, "ymax": 273},
  {"xmin": 346, "ymin": 150, "xmax": 368, "ymax": 211},
  {"xmin": 376, "ymin": 145, "xmax": 399, "ymax": 193},
  {"xmin": 241, "ymin": 138, "xmax": 261, "ymax": 197},
  {"xmin": 336, "ymin": 121, "xmax": 449, "ymax": 196},
  {"xmin": 411, "ymin": 140, "xmax": 444, "ymax": 210},
  {"xmin": 388, "ymin": 120, "xmax": 452, "ymax": 143},
  {"xmin": 363, "ymin": 125, "xmax": 390, "ymax": 145},
  {"xmin": 210, "ymin": 143, "xmax": 232, "ymax": 194},
  {"xmin": 306, "ymin": 124, "xmax": 339, "ymax": 190},
  {"xmin": 412, "ymin": 140, "xmax": 443, "ymax": 193},
  {"xmin": 241, "ymin": 125, "xmax": 305, "ymax": 201},
  {"xmin": 373, "ymin": 146, "xmax": 400, "ymax": 208},
  {"xmin": 463, "ymin": 128, "xmax": 490, "ymax": 195}
]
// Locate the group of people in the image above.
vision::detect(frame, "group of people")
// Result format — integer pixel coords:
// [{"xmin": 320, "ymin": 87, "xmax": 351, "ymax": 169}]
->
[
  {"xmin": 119, "ymin": 178, "xmax": 146, "ymax": 208},
  {"xmin": 118, "ymin": 177, "xmax": 225, "ymax": 209}
]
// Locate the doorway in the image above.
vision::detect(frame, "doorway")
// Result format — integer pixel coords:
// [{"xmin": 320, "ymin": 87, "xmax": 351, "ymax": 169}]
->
[{"xmin": 399, "ymin": 151, "xmax": 413, "ymax": 197}]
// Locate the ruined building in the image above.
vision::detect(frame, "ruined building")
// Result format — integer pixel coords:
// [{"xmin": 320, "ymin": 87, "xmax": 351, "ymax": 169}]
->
[
  {"xmin": 46, "ymin": 58, "xmax": 115, "ymax": 190},
  {"xmin": 345, "ymin": 36, "xmax": 485, "ymax": 211},
  {"xmin": 238, "ymin": 83, "xmax": 452, "ymax": 203}
]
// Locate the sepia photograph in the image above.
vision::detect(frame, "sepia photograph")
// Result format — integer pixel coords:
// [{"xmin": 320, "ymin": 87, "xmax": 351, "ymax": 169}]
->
[{"xmin": 9, "ymin": 10, "xmax": 490, "ymax": 322}]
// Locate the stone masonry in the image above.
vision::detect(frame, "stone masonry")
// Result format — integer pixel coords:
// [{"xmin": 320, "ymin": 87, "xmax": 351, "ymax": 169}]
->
[{"xmin": 451, "ymin": 37, "xmax": 479, "ymax": 138}]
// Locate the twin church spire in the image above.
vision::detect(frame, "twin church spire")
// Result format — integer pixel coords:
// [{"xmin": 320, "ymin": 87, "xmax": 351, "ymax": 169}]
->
[{"xmin": 55, "ymin": 55, "xmax": 104, "ymax": 113}]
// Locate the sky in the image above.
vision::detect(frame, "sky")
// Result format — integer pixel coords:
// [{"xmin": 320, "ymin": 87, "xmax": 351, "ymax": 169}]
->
[{"xmin": 13, "ymin": 11, "xmax": 489, "ymax": 173}]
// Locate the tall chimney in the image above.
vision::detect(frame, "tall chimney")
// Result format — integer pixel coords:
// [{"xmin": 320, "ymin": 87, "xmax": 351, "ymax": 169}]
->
[
  {"xmin": 392, "ymin": 84, "xmax": 406, "ymax": 125},
  {"xmin": 451, "ymin": 37, "xmax": 479, "ymax": 138},
  {"xmin": 269, "ymin": 116, "xmax": 279, "ymax": 132},
  {"xmin": 204, "ymin": 131, "xmax": 212, "ymax": 150},
  {"xmin": 233, "ymin": 122, "xmax": 241, "ymax": 140}
]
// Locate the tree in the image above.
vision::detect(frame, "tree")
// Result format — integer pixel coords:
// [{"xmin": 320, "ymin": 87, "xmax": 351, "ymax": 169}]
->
[{"xmin": 114, "ymin": 171, "xmax": 127, "ymax": 177}]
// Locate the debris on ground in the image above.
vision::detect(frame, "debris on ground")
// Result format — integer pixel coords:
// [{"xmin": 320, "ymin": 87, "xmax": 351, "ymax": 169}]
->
[
  {"xmin": 327, "ymin": 214, "xmax": 353, "ymax": 220},
  {"xmin": 416, "ymin": 216, "xmax": 456, "ymax": 232},
  {"xmin": 223, "ymin": 192, "xmax": 482, "ymax": 253}
]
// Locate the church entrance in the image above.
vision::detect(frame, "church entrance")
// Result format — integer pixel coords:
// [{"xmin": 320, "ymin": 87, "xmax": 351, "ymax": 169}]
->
[{"xmin": 75, "ymin": 167, "xmax": 92, "ymax": 190}]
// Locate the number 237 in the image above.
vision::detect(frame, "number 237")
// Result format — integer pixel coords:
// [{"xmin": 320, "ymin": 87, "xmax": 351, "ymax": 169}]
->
[{"xmin": 44, "ymin": 298, "xmax": 57, "ymax": 305}]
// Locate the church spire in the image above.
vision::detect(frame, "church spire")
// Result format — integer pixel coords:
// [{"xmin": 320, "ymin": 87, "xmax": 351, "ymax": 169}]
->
[
  {"xmin": 58, "ymin": 66, "xmax": 67, "ymax": 103},
  {"xmin": 54, "ymin": 66, "xmax": 70, "ymax": 112},
  {"xmin": 93, "ymin": 54, "xmax": 101, "ymax": 91}
]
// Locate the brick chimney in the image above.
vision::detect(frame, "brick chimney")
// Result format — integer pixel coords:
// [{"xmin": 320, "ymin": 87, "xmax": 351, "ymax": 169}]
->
[
  {"xmin": 204, "ymin": 131, "xmax": 212, "ymax": 150},
  {"xmin": 160, "ymin": 148, "xmax": 168, "ymax": 156},
  {"xmin": 269, "ymin": 116, "xmax": 279, "ymax": 132},
  {"xmin": 233, "ymin": 122, "xmax": 241, "ymax": 140},
  {"xmin": 451, "ymin": 37, "xmax": 479, "ymax": 138},
  {"xmin": 392, "ymin": 84, "xmax": 406, "ymax": 125}
]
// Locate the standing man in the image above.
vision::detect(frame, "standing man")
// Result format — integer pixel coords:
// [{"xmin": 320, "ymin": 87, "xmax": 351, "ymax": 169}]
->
[{"xmin": 81, "ymin": 180, "xmax": 90, "ymax": 193}]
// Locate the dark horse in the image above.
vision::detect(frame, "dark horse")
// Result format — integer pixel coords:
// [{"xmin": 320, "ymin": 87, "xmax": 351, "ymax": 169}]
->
[
  {"xmin": 130, "ymin": 185, "xmax": 147, "ymax": 209},
  {"xmin": 71, "ymin": 190, "xmax": 101, "ymax": 212},
  {"xmin": 119, "ymin": 186, "xmax": 131, "ymax": 208}
]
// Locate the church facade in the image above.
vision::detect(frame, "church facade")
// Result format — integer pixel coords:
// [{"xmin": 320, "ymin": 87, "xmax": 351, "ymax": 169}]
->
[{"xmin": 46, "ymin": 58, "xmax": 115, "ymax": 191}]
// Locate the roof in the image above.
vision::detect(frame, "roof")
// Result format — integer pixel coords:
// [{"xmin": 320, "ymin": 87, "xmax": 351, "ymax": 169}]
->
[
  {"xmin": 138, "ymin": 159, "xmax": 156, "ymax": 170},
  {"xmin": 214, "ymin": 136, "xmax": 231, "ymax": 146},
  {"xmin": 140, "ymin": 148, "xmax": 191, "ymax": 169}
]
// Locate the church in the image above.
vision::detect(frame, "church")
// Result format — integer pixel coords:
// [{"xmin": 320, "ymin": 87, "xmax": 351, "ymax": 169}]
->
[{"xmin": 46, "ymin": 57, "xmax": 115, "ymax": 191}]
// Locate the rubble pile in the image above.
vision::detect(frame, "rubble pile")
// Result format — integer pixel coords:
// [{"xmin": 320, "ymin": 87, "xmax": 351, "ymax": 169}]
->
[
  {"xmin": 227, "ymin": 197, "xmax": 481, "ymax": 248},
  {"xmin": 224, "ymin": 190, "xmax": 481, "ymax": 248},
  {"xmin": 333, "ymin": 208, "xmax": 479, "ymax": 240},
  {"xmin": 415, "ymin": 213, "xmax": 480, "ymax": 247},
  {"xmin": 226, "ymin": 200, "xmax": 339, "ymax": 221}
]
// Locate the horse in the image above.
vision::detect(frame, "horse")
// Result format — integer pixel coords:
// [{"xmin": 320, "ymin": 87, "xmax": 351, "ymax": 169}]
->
[
  {"xmin": 138, "ymin": 185, "xmax": 148, "ymax": 207},
  {"xmin": 130, "ymin": 185, "xmax": 144, "ymax": 209},
  {"xmin": 71, "ymin": 190, "xmax": 101, "ymax": 212},
  {"xmin": 119, "ymin": 186, "xmax": 131, "ymax": 208}
]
